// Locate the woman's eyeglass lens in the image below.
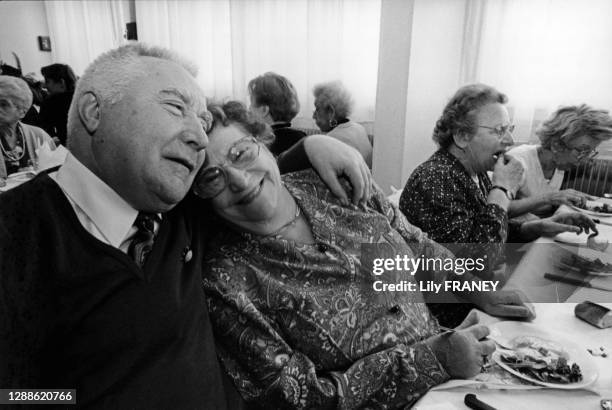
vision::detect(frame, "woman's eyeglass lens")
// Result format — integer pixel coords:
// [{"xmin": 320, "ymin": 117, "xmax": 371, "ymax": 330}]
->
[
  {"xmin": 194, "ymin": 137, "xmax": 260, "ymax": 199},
  {"xmin": 478, "ymin": 124, "xmax": 515, "ymax": 139},
  {"xmin": 574, "ymin": 147, "xmax": 598, "ymax": 160}
]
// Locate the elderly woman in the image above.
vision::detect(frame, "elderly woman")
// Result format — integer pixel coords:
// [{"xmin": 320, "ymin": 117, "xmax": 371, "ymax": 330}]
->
[
  {"xmin": 401, "ymin": 84, "xmax": 595, "ymax": 247},
  {"xmin": 0, "ymin": 75, "xmax": 55, "ymax": 179},
  {"xmin": 313, "ymin": 81, "xmax": 372, "ymax": 168},
  {"xmin": 400, "ymin": 84, "xmax": 597, "ymax": 327},
  {"xmin": 507, "ymin": 104, "xmax": 612, "ymax": 216},
  {"xmin": 248, "ymin": 72, "xmax": 306, "ymax": 156},
  {"xmin": 197, "ymin": 101, "xmax": 498, "ymax": 409},
  {"xmin": 39, "ymin": 63, "xmax": 77, "ymax": 146}
]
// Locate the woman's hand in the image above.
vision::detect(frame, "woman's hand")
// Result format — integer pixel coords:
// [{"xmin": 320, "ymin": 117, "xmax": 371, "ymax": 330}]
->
[
  {"xmin": 545, "ymin": 189, "xmax": 595, "ymax": 207},
  {"xmin": 491, "ymin": 155, "xmax": 524, "ymax": 194},
  {"xmin": 525, "ymin": 212, "xmax": 598, "ymax": 237},
  {"xmin": 426, "ymin": 311, "xmax": 496, "ymax": 379},
  {"xmin": 470, "ymin": 289, "xmax": 536, "ymax": 319},
  {"xmin": 304, "ymin": 135, "xmax": 371, "ymax": 205}
]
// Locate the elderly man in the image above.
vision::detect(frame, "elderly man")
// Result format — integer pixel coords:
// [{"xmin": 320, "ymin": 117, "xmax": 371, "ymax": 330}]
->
[{"xmin": 0, "ymin": 43, "xmax": 370, "ymax": 408}]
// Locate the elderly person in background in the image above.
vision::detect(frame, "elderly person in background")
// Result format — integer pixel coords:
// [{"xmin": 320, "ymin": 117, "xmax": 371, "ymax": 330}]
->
[
  {"xmin": 400, "ymin": 84, "xmax": 596, "ymax": 326},
  {"xmin": 39, "ymin": 63, "xmax": 77, "ymax": 145},
  {"xmin": 0, "ymin": 75, "xmax": 55, "ymax": 178},
  {"xmin": 401, "ymin": 83, "xmax": 595, "ymax": 246},
  {"xmin": 195, "ymin": 101, "xmax": 529, "ymax": 409},
  {"xmin": 248, "ymin": 72, "xmax": 306, "ymax": 156},
  {"xmin": 313, "ymin": 80, "xmax": 373, "ymax": 168},
  {"xmin": 507, "ymin": 104, "xmax": 612, "ymax": 217}
]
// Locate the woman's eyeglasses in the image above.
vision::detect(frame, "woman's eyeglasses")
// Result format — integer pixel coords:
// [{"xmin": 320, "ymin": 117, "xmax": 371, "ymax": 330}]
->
[
  {"xmin": 193, "ymin": 136, "xmax": 260, "ymax": 199},
  {"xmin": 572, "ymin": 146, "xmax": 598, "ymax": 160},
  {"xmin": 478, "ymin": 124, "xmax": 515, "ymax": 139}
]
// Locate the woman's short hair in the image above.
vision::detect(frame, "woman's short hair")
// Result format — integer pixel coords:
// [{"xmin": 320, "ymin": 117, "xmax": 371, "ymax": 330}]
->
[
  {"xmin": 0, "ymin": 75, "xmax": 33, "ymax": 112},
  {"xmin": 41, "ymin": 63, "xmax": 78, "ymax": 92},
  {"xmin": 312, "ymin": 81, "xmax": 354, "ymax": 119},
  {"xmin": 208, "ymin": 100, "xmax": 275, "ymax": 147},
  {"xmin": 433, "ymin": 83, "xmax": 508, "ymax": 149},
  {"xmin": 537, "ymin": 104, "xmax": 612, "ymax": 149},
  {"xmin": 248, "ymin": 72, "xmax": 300, "ymax": 122}
]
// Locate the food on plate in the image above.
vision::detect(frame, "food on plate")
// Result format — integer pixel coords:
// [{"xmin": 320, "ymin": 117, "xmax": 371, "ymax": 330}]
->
[
  {"xmin": 499, "ymin": 336, "xmax": 583, "ymax": 384},
  {"xmin": 561, "ymin": 254, "xmax": 612, "ymax": 273},
  {"xmin": 577, "ymin": 201, "xmax": 612, "ymax": 214}
]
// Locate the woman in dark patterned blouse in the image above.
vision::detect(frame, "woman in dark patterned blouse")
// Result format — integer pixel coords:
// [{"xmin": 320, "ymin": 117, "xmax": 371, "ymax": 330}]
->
[
  {"xmin": 196, "ymin": 101, "xmax": 496, "ymax": 409},
  {"xmin": 400, "ymin": 84, "xmax": 596, "ymax": 325}
]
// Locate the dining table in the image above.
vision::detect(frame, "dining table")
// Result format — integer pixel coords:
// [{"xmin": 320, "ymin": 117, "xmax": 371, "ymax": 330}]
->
[
  {"xmin": 414, "ymin": 200, "xmax": 612, "ymax": 410},
  {"xmin": 414, "ymin": 303, "xmax": 612, "ymax": 410}
]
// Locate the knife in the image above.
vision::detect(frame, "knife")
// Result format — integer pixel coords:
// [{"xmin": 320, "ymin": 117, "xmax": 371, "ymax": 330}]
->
[
  {"xmin": 544, "ymin": 273, "xmax": 612, "ymax": 291},
  {"xmin": 464, "ymin": 394, "xmax": 498, "ymax": 410}
]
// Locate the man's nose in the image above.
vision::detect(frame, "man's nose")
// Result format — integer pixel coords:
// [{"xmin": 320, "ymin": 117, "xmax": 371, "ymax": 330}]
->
[
  {"xmin": 225, "ymin": 167, "xmax": 250, "ymax": 191},
  {"xmin": 182, "ymin": 113, "xmax": 209, "ymax": 150}
]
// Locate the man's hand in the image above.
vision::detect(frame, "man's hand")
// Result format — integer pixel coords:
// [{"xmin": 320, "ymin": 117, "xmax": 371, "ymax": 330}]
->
[
  {"xmin": 471, "ymin": 289, "xmax": 536, "ymax": 319},
  {"xmin": 426, "ymin": 311, "xmax": 496, "ymax": 379},
  {"xmin": 545, "ymin": 189, "xmax": 596, "ymax": 207},
  {"xmin": 524, "ymin": 212, "xmax": 598, "ymax": 237},
  {"xmin": 303, "ymin": 135, "xmax": 371, "ymax": 205}
]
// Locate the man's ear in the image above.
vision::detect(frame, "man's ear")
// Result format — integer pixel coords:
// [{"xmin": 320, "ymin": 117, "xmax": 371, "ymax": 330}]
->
[
  {"xmin": 260, "ymin": 104, "xmax": 270, "ymax": 117},
  {"xmin": 77, "ymin": 92, "xmax": 100, "ymax": 134}
]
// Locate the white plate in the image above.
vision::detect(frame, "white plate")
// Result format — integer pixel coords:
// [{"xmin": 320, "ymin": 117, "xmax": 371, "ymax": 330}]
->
[
  {"xmin": 571, "ymin": 200, "xmax": 612, "ymax": 217},
  {"xmin": 491, "ymin": 321, "xmax": 598, "ymax": 389},
  {"xmin": 558, "ymin": 247, "xmax": 612, "ymax": 276},
  {"xmin": 554, "ymin": 232, "xmax": 609, "ymax": 251}
]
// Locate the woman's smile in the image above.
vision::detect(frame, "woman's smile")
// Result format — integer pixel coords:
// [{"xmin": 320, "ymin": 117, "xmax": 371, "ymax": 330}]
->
[{"xmin": 237, "ymin": 178, "xmax": 265, "ymax": 205}]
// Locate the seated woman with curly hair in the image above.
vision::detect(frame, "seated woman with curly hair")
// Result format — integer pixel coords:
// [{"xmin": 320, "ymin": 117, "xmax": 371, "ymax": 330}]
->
[
  {"xmin": 507, "ymin": 104, "xmax": 612, "ymax": 216},
  {"xmin": 313, "ymin": 81, "xmax": 372, "ymax": 168},
  {"xmin": 401, "ymin": 83, "xmax": 594, "ymax": 247},
  {"xmin": 400, "ymin": 84, "xmax": 596, "ymax": 326},
  {"xmin": 248, "ymin": 72, "xmax": 306, "ymax": 156},
  {"xmin": 196, "ymin": 100, "xmax": 499, "ymax": 409}
]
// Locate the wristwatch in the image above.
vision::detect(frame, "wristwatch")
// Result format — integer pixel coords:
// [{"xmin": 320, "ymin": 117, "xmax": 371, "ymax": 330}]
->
[{"xmin": 491, "ymin": 185, "xmax": 515, "ymax": 200}]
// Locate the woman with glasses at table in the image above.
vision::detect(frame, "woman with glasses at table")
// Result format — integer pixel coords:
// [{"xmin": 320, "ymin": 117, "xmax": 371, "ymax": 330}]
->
[
  {"xmin": 400, "ymin": 84, "xmax": 596, "ymax": 326},
  {"xmin": 0, "ymin": 75, "xmax": 55, "ymax": 180},
  {"xmin": 194, "ymin": 100, "xmax": 502, "ymax": 409},
  {"xmin": 506, "ymin": 104, "xmax": 612, "ymax": 217}
]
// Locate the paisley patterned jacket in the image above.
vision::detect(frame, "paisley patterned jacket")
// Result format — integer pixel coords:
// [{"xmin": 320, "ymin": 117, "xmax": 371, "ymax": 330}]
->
[{"xmin": 203, "ymin": 170, "xmax": 452, "ymax": 409}]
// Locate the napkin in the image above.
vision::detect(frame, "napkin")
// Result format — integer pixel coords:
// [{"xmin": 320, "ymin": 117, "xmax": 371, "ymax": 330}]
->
[
  {"xmin": 36, "ymin": 142, "xmax": 68, "ymax": 172},
  {"xmin": 387, "ymin": 185, "xmax": 402, "ymax": 207}
]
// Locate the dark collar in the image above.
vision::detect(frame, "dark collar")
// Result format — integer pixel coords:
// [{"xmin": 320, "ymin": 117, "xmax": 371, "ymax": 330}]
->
[{"xmin": 271, "ymin": 122, "xmax": 292, "ymax": 130}]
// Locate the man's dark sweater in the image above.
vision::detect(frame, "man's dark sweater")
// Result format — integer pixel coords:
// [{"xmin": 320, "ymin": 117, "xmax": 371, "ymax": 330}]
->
[{"xmin": 0, "ymin": 174, "xmax": 238, "ymax": 408}]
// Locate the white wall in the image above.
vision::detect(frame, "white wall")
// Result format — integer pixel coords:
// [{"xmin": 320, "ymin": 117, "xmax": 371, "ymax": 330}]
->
[
  {"xmin": 372, "ymin": 0, "xmax": 466, "ymax": 193},
  {"xmin": 401, "ymin": 0, "xmax": 466, "ymax": 183},
  {"xmin": 0, "ymin": 1, "xmax": 52, "ymax": 76}
]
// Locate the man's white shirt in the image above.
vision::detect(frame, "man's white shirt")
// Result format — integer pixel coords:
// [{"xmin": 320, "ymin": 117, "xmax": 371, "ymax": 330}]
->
[{"xmin": 49, "ymin": 152, "xmax": 158, "ymax": 253}]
